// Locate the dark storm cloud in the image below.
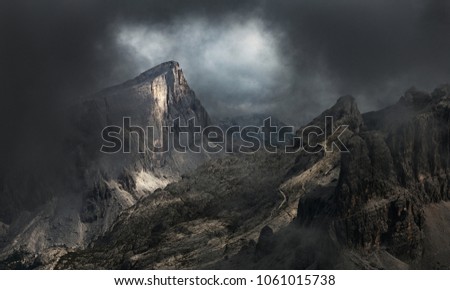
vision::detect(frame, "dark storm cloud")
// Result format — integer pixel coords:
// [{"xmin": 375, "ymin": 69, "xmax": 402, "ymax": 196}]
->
[
  {"xmin": 115, "ymin": 17, "xmax": 289, "ymax": 119},
  {"xmin": 261, "ymin": 0, "xmax": 450, "ymax": 121},
  {"xmin": 108, "ymin": 0, "xmax": 450, "ymax": 124},
  {"xmin": 1, "ymin": 0, "xmax": 450, "ymax": 177}
]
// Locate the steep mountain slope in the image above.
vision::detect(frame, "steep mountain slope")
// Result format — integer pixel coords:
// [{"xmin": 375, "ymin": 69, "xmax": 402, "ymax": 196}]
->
[
  {"xmin": 0, "ymin": 61, "xmax": 212, "ymax": 263},
  {"xmin": 221, "ymin": 86, "xmax": 450, "ymax": 269}
]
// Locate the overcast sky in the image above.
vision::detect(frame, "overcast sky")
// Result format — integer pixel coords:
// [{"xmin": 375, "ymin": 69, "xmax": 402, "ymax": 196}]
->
[{"xmin": 1, "ymin": 0, "xmax": 450, "ymax": 175}]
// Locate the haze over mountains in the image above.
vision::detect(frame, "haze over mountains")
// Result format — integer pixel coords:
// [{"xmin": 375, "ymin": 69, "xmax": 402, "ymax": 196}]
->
[{"xmin": 1, "ymin": 62, "xmax": 450, "ymax": 269}]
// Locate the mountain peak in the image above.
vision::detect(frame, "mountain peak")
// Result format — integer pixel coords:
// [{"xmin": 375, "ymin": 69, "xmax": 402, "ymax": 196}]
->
[
  {"xmin": 139, "ymin": 60, "xmax": 180, "ymax": 80},
  {"xmin": 399, "ymin": 87, "xmax": 431, "ymax": 105},
  {"xmin": 336, "ymin": 94, "xmax": 355, "ymax": 105}
]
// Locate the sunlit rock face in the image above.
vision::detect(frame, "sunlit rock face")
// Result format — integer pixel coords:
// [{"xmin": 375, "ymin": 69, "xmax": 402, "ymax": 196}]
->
[
  {"xmin": 76, "ymin": 60, "xmax": 213, "ymax": 244},
  {"xmin": 0, "ymin": 61, "xmax": 212, "ymax": 259}
]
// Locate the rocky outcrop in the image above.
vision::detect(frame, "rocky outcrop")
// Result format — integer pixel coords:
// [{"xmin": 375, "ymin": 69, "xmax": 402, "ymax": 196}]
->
[
  {"xmin": 289, "ymin": 86, "xmax": 450, "ymax": 268},
  {"xmin": 332, "ymin": 87, "xmax": 450, "ymax": 264},
  {"xmin": 214, "ymin": 88, "xmax": 450, "ymax": 270}
]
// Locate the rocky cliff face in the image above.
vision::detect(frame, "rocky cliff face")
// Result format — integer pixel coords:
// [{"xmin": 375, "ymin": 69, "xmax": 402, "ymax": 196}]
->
[
  {"xmin": 0, "ymin": 61, "xmax": 212, "ymax": 263},
  {"xmin": 331, "ymin": 86, "xmax": 450, "ymax": 267},
  {"xmin": 72, "ymin": 61, "xmax": 212, "ymax": 244},
  {"xmin": 78, "ymin": 60, "xmax": 211, "ymax": 178},
  {"xmin": 239, "ymin": 86, "xmax": 450, "ymax": 269}
]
